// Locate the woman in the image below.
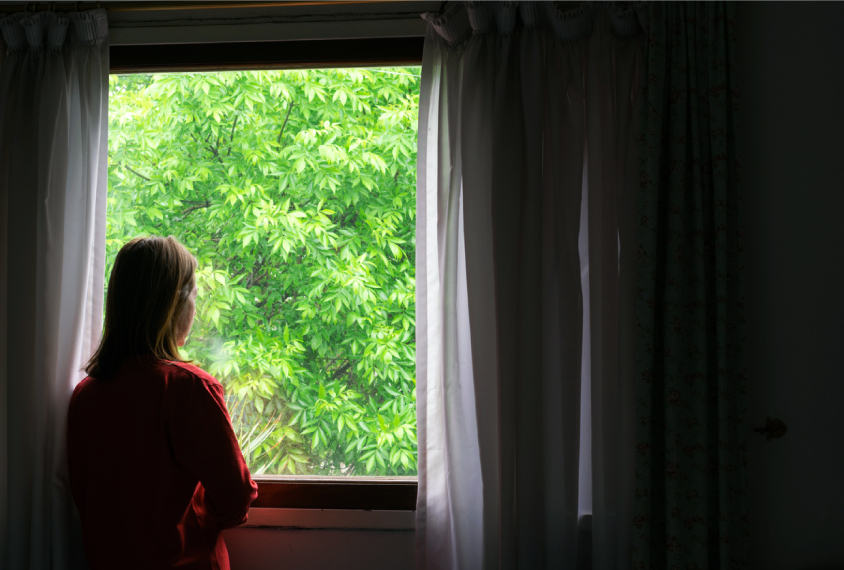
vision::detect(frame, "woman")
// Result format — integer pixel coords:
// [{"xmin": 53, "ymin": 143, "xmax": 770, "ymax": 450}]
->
[{"xmin": 67, "ymin": 236, "xmax": 258, "ymax": 570}]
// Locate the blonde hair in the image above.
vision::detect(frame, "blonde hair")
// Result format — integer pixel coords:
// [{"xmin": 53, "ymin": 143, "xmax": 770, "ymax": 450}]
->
[{"xmin": 85, "ymin": 236, "xmax": 197, "ymax": 379}]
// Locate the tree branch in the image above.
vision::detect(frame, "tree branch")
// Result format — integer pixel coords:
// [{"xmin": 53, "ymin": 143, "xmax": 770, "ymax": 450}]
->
[
  {"xmin": 277, "ymin": 103, "xmax": 297, "ymax": 146},
  {"xmin": 177, "ymin": 198, "xmax": 211, "ymax": 222},
  {"xmin": 226, "ymin": 114, "xmax": 239, "ymax": 157},
  {"xmin": 205, "ymin": 144, "xmax": 224, "ymax": 164},
  {"xmin": 248, "ymin": 270, "xmax": 270, "ymax": 292},
  {"xmin": 331, "ymin": 359, "xmax": 353, "ymax": 380},
  {"xmin": 124, "ymin": 165, "xmax": 151, "ymax": 181},
  {"xmin": 215, "ymin": 124, "xmax": 224, "ymax": 154},
  {"xmin": 245, "ymin": 259, "xmax": 267, "ymax": 290}
]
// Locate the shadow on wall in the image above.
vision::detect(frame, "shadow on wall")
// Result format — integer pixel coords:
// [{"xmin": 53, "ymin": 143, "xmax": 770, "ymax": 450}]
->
[{"xmin": 223, "ymin": 528, "xmax": 415, "ymax": 570}]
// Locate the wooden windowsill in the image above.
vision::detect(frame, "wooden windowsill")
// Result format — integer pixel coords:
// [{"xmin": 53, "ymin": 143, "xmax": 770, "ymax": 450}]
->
[{"xmin": 252, "ymin": 476, "xmax": 418, "ymax": 511}]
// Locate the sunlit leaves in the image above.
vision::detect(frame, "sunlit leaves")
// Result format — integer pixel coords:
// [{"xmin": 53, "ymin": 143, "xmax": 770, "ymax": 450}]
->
[{"xmin": 107, "ymin": 68, "xmax": 419, "ymax": 476}]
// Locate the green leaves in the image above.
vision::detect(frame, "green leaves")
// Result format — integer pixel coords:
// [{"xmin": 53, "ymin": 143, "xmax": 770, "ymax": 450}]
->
[{"xmin": 107, "ymin": 68, "xmax": 420, "ymax": 476}]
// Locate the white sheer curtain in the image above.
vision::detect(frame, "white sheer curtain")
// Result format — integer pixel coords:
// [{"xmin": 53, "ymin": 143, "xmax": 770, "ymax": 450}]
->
[
  {"xmin": 0, "ymin": 9, "xmax": 108, "ymax": 569},
  {"xmin": 416, "ymin": 3, "xmax": 644, "ymax": 568}
]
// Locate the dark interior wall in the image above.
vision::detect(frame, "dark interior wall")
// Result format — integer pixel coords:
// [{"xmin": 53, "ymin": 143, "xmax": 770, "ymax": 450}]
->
[
  {"xmin": 737, "ymin": 2, "xmax": 844, "ymax": 569},
  {"xmin": 223, "ymin": 528, "xmax": 414, "ymax": 570}
]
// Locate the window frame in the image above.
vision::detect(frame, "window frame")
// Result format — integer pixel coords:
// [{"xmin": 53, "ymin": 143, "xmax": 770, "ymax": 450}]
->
[
  {"xmin": 251, "ymin": 476, "xmax": 418, "ymax": 510},
  {"xmin": 108, "ymin": 33, "xmax": 423, "ymax": 512},
  {"xmin": 110, "ymin": 37, "xmax": 424, "ymax": 74}
]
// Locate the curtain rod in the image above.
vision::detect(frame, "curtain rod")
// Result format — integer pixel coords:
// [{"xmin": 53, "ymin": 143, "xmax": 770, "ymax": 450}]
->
[{"xmin": 0, "ymin": 1, "xmax": 392, "ymax": 13}]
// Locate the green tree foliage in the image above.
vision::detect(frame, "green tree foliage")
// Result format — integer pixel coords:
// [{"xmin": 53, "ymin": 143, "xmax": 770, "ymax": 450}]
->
[{"xmin": 107, "ymin": 69, "xmax": 418, "ymax": 476}]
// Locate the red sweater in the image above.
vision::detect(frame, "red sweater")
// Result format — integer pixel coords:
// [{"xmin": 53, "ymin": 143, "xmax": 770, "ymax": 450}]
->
[{"xmin": 67, "ymin": 356, "xmax": 258, "ymax": 570}]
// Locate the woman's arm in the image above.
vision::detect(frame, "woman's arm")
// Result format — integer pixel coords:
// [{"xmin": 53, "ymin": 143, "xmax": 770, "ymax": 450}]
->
[
  {"xmin": 67, "ymin": 379, "xmax": 91, "ymax": 520},
  {"xmin": 166, "ymin": 369, "xmax": 258, "ymax": 529}
]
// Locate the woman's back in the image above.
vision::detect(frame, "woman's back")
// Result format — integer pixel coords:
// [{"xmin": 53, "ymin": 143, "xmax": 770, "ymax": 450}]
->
[{"xmin": 68, "ymin": 355, "xmax": 257, "ymax": 570}]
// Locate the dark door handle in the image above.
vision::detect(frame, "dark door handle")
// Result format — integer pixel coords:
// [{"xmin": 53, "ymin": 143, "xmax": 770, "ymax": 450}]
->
[{"xmin": 753, "ymin": 417, "xmax": 787, "ymax": 440}]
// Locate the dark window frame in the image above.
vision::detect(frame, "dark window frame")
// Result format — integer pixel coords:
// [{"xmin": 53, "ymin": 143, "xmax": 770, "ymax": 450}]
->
[
  {"xmin": 252, "ymin": 477, "xmax": 418, "ymax": 510},
  {"xmin": 109, "ymin": 37, "xmax": 423, "ymax": 511},
  {"xmin": 110, "ymin": 37, "xmax": 424, "ymax": 73}
]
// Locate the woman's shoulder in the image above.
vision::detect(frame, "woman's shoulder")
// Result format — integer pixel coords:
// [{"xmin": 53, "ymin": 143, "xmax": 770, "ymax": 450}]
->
[
  {"xmin": 70, "ymin": 376, "xmax": 96, "ymax": 406},
  {"xmin": 159, "ymin": 360, "xmax": 223, "ymax": 393}
]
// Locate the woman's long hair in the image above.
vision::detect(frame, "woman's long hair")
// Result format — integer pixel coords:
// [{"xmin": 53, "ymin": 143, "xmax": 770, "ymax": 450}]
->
[{"xmin": 85, "ymin": 236, "xmax": 197, "ymax": 379}]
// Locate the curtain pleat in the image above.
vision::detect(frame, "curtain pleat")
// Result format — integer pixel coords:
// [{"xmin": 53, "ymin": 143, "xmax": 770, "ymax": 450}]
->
[
  {"xmin": 632, "ymin": 3, "xmax": 748, "ymax": 569},
  {"xmin": 0, "ymin": 9, "xmax": 108, "ymax": 569},
  {"xmin": 584, "ymin": 13, "xmax": 642, "ymax": 568},
  {"xmin": 417, "ymin": 3, "xmax": 644, "ymax": 568}
]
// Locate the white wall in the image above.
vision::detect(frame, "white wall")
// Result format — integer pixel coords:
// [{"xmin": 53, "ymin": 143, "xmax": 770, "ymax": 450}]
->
[{"xmin": 738, "ymin": 3, "xmax": 844, "ymax": 569}]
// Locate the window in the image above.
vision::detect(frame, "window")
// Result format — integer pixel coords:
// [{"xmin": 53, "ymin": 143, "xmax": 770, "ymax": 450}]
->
[{"xmin": 109, "ymin": 35, "xmax": 422, "ymax": 510}]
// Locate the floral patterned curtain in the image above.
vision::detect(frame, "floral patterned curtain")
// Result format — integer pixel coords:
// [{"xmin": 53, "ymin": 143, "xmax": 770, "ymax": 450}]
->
[{"xmin": 633, "ymin": 3, "xmax": 748, "ymax": 569}]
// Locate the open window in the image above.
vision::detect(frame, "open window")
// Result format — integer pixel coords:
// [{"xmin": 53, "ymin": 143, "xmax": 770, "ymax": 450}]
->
[{"xmin": 107, "ymin": 0, "xmax": 429, "ymax": 512}]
